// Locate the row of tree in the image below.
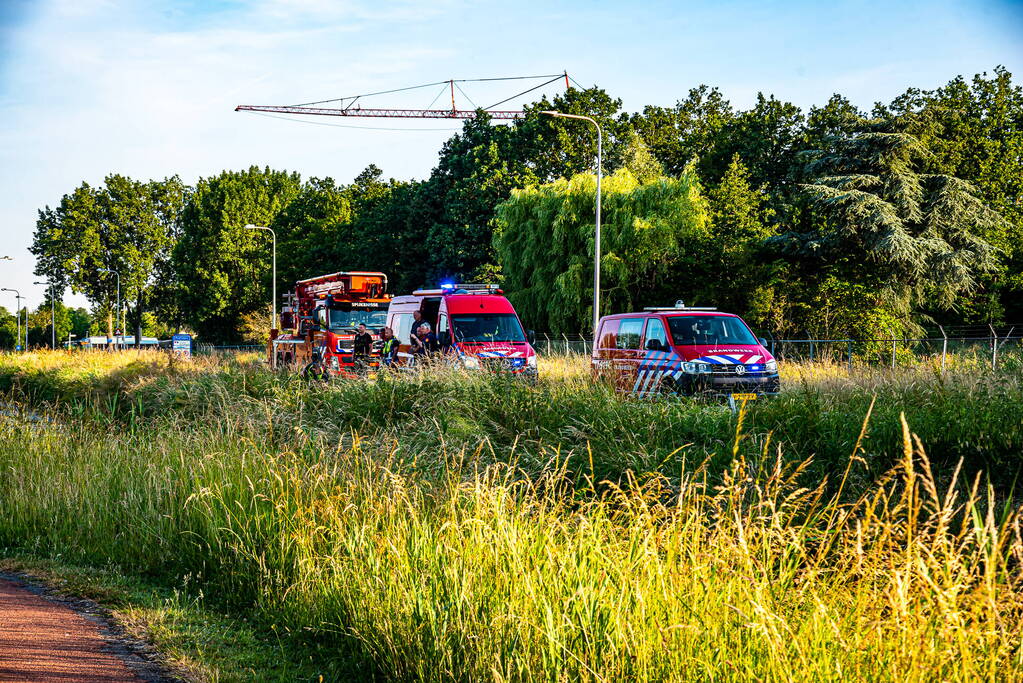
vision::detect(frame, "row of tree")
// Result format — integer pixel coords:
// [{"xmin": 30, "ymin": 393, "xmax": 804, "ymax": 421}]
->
[
  {"xmin": 0, "ymin": 304, "xmax": 92, "ymax": 349},
  {"xmin": 26, "ymin": 67, "xmax": 1022, "ymax": 344}
]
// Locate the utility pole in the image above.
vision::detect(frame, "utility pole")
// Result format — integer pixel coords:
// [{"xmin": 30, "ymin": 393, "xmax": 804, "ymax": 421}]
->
[
  {"xmin": 540, "ymin": 111, "xmax": 603, "ymax": 337},
  {"xmin": 245, "ymin": 225, "xmax": 277, "ymax": 331}
]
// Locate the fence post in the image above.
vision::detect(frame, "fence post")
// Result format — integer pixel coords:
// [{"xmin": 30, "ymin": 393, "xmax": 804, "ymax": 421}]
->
[
  {"xmin": 938, "ymin": 325, "xmax": 947, "ymax": 375},
  {"xmin": 809, "ymin": 337, "xmax": 814, "ymax": 362},
  {"xmin": 891, "ymin": 331, "xmax": 896, "ymax": 369},
  {"xmin": 847, "ymin": 340, "xmax": 852, "ymax": 373},
  {"xmin": 989, "ymin": 324, "xmax": 997, "ymax": 370}
]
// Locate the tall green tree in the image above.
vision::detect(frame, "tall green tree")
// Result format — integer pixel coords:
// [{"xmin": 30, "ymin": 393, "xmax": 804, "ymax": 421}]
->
[
  {"xmin": 495, "ymin": 168, "xmax": 710, "ymax": 333},
  {"xmin": 633, "ymin": 85, "xmax": 735, "ymax": 176},
  {"xmin": 173, "ymin": 166, "xmax": 301, "ymax": 342},
  {"xmin": 701, "ymin": 155, "xmax": 778, "ymax": 320},
  {"xmin": 877, "ymin": 67, "xmax": 1023, "ymax": 321},
  {"xmin": 271, "ymin": 176, "xmax": 353, "ymax": 286},
  {"xmin": 31, "ymin": 175, "xmax": 184, "ymax": 341},
  {"xmin": 772, "ymin": 131, "xmax": 1003, "ymax": 331},
  {"xmin": 516, "ymin": 87, "xmax": 634, "ymax": 182}
]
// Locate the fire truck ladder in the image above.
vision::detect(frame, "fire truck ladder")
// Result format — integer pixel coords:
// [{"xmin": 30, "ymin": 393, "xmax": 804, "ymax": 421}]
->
[{"xmin": 236, "ymin": 72, "xmax": 578, "ymax": 122}]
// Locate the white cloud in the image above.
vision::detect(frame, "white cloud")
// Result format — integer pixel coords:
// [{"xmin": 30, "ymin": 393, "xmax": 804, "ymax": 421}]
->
[{"xmin": 0, "ymin": 0, "xmax": 464, "ymax": 308}]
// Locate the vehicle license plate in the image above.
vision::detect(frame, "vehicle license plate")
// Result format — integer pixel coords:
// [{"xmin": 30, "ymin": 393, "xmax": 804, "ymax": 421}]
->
[{"xmin": 731, "ymin": 393, "xmax": 758, "ymax": 401}]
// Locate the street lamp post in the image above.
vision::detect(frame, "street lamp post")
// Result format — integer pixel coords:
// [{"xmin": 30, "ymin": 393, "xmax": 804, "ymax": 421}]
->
[
  {"xmin": 1, "ymin": 288, "xmax": 23, "ymax": 351},
  {"xmin": 34, "ymin": 280, "xmax": 56, "ymax": 349},
  {"xmin": 98, "ymin": 268, "xmax": 120, "ymax": 350},
  {"xmin": 540, "ymin": 111, "xmax": 603, "ymax": 336},
  {"xmin": 244, "ymin": 224, "xmax": 277, "ymax": 331}
]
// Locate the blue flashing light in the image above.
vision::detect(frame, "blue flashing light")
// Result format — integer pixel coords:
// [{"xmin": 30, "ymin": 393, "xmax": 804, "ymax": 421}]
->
[{"xmin": 440, "ymin": 282, "xmax": 456, "ymax": 290}]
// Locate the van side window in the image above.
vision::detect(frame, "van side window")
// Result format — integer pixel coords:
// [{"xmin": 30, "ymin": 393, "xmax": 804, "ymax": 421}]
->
[
  {"xmin": 393, "ymin": 313, "xmax": 414, "ymax": 344},
  {"xmin": 617, "ymin": 318, "xmax": 644, "ymax": 350},
  {"xmin": 598, "ymin": 319, "xmax": 620, "ymax": 349},
  {"xmin": 644, "ymin": 318, "xmax": 669, "ymax": 350}
]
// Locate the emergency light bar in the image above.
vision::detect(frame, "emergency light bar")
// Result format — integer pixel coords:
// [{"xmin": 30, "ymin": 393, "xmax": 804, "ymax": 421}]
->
[
  {"xmin": 644, "ymin": 299, "xmax": 718, "ymax": 312},
  {"xmin": 414, "ymin": 283, "xmax": 504, "ymax": 296}
]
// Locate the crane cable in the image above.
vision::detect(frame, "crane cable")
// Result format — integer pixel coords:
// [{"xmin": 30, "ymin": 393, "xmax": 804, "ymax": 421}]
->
[{"xmin": 289, "ymin": 74, "xmax": 567, "ymax": 108}]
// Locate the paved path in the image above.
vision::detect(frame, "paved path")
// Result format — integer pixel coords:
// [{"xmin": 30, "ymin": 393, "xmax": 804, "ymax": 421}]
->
[{"xmin": 0, "ymin": 578, "xmax": 141, "ymax": 682}]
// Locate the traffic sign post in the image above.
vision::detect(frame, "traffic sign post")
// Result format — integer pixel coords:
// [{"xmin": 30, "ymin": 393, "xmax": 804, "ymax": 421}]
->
[{"xmin": 171, "ymin": 333, "xmax": 192, "ymax": 357}]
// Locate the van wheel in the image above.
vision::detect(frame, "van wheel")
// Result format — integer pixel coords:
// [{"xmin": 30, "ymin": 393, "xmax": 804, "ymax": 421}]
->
[{"xmin": 660, "ymin": 376, "xmax": 680, "ymax": 395}]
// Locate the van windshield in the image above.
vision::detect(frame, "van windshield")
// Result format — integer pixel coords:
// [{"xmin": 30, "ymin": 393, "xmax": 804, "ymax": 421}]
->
[
  {"xmin": 452, "ymin": 314, "xmax": 526, "ymax": 343},
  {"xmin": 667, "ymin": 315, "xmax": 757, "ymax": 346}
]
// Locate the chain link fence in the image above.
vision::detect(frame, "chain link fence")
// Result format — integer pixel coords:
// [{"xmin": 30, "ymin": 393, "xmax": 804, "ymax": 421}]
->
[
  {"xmin": 78, "ymin": 326, "xmax": 1023, "ymax": 372},
  {"xmin": 532, "ymin": 326, "xmax": 1023, "ymax": 371}
]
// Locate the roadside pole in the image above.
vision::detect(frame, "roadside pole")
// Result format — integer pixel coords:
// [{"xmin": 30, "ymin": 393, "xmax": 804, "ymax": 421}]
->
[
  {"xmin": 939, "ymin": 325, "xmax": 947, "ymax": 375},
  {"xmin": 989, "ymin": 324, "xmax": 997, "ymax": 370}
]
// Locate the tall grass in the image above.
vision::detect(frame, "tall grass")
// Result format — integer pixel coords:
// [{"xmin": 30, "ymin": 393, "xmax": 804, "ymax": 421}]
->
[{"xmin": 0, "ymin": 351, "xmax": 1021, "ymax": 680}]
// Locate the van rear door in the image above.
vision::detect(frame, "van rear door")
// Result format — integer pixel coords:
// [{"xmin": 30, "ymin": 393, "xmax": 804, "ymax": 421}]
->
[{"xmin": 615, "ymin": 318, "xmax": 645, "ymax": 391}]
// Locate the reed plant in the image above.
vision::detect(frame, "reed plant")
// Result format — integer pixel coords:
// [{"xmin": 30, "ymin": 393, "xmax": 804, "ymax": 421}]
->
[{"xmin": 0, "ymin": 350, "xmax": 1020, "ymax": 680}]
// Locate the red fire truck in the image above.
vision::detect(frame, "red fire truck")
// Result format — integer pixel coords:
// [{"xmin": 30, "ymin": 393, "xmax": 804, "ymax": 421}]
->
[{"xmin": 269, "ymin": 271, "xmax": 391, "ymax": 378}]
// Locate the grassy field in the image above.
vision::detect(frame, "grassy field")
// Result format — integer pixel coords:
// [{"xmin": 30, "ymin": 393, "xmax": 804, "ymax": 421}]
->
[{"xmin": 0, "ymin": 350, "xmax": 1021, "ymax": 681}]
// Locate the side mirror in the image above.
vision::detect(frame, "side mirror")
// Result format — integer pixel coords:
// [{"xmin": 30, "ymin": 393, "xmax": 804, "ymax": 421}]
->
[
  {"xmin": 527, "ymin": 329, "xmax": 536, "ymax": 345},
  {"xmin": 758, "ymin": 337, "xmax": 768, "ymax": 348}
]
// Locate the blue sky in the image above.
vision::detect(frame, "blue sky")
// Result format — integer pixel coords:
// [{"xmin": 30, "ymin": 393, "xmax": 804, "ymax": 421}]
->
[{"xmin": 1, "ymin": 0, "xmax": 1021, "ymax": 310}]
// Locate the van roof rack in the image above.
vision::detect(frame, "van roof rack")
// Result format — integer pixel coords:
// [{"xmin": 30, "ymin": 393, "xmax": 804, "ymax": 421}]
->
[{"xmin": 643, "ymin": 299, "xmax": 718, "ymax": 312}]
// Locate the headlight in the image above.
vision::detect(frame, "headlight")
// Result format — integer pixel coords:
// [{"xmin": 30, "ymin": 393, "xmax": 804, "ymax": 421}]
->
[
  {"xmin": 527, "ymin": 355, "xmax": 537, "ymax": 368},
  {"xmin": 682, "ymin": 361, "xmax": 712, "ymax": 374},
  {"xmin": 461, "ymin": 355, "xmax": 481, "ymax": 370},
  {"xmin": 765, "ymin": 360, "xmax": 777, "ymax": 373}
]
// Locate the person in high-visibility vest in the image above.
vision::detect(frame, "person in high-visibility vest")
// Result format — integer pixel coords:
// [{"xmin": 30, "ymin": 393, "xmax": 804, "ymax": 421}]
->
[{"xmin": 380, "ymin": 327, "xmax": 399, "ymax": 367}]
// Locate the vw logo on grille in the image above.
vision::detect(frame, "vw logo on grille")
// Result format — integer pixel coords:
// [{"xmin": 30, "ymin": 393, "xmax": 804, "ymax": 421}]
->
[{"xmin": 734, "ymin": 364, "xmax": 746, "ymax": 376}]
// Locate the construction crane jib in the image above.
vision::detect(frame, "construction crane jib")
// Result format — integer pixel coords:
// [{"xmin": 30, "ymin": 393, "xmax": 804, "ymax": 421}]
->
[{"xmin": 236, "ymin": 72, "xmax": 573, "ymax": 122}]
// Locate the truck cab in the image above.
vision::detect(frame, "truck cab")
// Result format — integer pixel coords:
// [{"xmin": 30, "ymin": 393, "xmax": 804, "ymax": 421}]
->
[
  {"xmin": 386, "ymin": 283, "xmax": 538, "ymax": 377},
  {"xmin": 592, "ymin": 302, "xmax": 780, "ymax": 398}
]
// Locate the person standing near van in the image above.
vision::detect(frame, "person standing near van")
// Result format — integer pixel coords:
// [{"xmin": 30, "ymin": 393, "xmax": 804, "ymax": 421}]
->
[
  {"xmin": 413, "ymin": 322, "xmax": 438, "ymax": 358},
  {"xmin": 409, "ymin": 310, "xmax": 426, "ymax": 352},
  {"xmin": 380, "ymin": 327, "xmax": 399, "ymax": 367}
]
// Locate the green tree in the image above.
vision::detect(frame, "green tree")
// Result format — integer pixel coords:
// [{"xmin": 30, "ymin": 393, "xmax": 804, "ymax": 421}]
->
[
  {"xmin": 517, "ymin": 87, "xmax": 633, "ymax": 182},
  {"xmin": 31, "ymin": 175, "xmax": 185, "ymax": 342},
  {"xmin": 633, "ymin": 85, "xmax": 735, "ymax": 176},
  {"xmin": 0, "ymin": 306, "xmax": 16, "ymax": 349},
  {"xmin": 495, "ymin": 168, "xmax": 710, "ymax": 333},
  {"xmin": 773, "ymin": 131, "xmax": 1003, "ymax": 332},
  {"xmin": 701, "ymin": 155, "xmax": 778, "ymax": 322},
  {"xmin": 173, "ymin": 166, "xmax": 301, "ymax": 342},
  {"xmin": 271, "ymin": 176, "xmax": 353, "ymax": 286},
  {"xmin": 877, "ymin": 67, "xmax": 1023, "ymax": 321}
]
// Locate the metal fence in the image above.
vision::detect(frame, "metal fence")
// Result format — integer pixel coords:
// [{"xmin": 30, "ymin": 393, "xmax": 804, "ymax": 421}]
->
[
  {"xmin": 194, "ymin": 344, "xmax": 265, "ymax": 355},
  {"xmin": 109, "ymin": 327, "xmax": 1023, "ymax": 372},
  {"xmin": 532, "ymin": 328, "xmax": 1023, "ymax": 370}
]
